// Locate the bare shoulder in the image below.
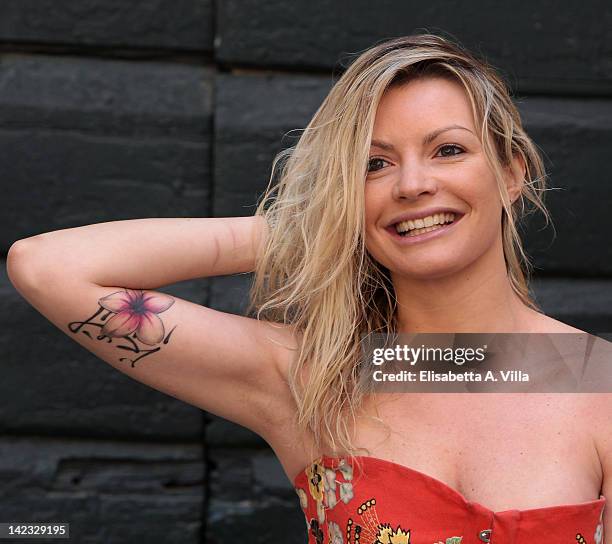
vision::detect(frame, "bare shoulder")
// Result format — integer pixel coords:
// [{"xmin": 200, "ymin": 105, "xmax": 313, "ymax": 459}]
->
[
  {"xmin": 534, "ymin": 314, "xmax": 612, "ymax": 424},
  {"xmin": 527, "ymin": 312, "xmax": 588, "ymax": 333},
  {"xmin": 587, "ymin": 394, "xmax": 612, "ymax": 468},
  {"xmin": 527, "ymin": 311, "xmax": 611, "ymax": 442}
]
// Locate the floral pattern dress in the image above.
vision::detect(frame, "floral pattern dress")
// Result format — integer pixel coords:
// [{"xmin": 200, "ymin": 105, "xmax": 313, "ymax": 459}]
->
[{"xmin": 294, "ymin": 455, "xmax": 606, "ymax": 544}]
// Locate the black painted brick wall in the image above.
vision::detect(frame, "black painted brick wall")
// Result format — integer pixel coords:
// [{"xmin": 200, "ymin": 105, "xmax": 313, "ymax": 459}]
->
[{"xmin": 2, "ymin": 2, "xmax": 611, "ymax": 543}]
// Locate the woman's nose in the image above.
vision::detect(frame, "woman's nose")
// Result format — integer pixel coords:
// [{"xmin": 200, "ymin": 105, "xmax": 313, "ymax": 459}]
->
[{"xmin": 392, "ymin": 163, "xmax": 438, "ymax": 200}]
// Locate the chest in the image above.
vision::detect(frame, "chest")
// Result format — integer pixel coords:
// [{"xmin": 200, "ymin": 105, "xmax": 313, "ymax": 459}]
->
[{"xmin": 352, "ymin": 393, "xmax": 603, "ymax": 512}]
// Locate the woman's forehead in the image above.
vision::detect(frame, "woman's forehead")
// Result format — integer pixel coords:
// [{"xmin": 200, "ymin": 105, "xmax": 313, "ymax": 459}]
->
[
  {"xmin": 376, "ymin": 77, "xmax": 473, "ymax": 125},
  {"xmin": 372, "ymin": 79, "xmax": 477, "ymax": 143}
]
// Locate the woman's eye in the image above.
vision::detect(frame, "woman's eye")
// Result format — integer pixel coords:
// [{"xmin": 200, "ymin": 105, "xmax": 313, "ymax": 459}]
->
[
  {"xmin": 367, "ymin": 157, "xmax": 388, "ymax": 172},
  {"xmin": 436, "ymin": 144, "xmax": 464, "ymax": 158}
]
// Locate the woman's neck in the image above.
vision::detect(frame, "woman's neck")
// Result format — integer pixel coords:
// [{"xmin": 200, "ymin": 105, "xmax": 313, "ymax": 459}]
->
[{"xmin": 392, "ymin": 239, "xmax": 538, "ymax": 334}]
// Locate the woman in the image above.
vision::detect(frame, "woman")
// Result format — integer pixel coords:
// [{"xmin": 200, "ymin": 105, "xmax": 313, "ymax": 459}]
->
[{"xmin": 7, "ymin": 34, "xmax": 610, "ymax": 543}]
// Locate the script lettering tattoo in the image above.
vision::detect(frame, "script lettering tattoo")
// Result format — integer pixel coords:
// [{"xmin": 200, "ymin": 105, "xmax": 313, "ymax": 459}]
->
[{"xmin": 68, "ymin": 289, "xmax": 177, "ymax": 367}]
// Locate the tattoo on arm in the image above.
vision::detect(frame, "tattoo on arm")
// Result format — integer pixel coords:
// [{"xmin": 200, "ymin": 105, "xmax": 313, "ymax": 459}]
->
[{"xmin": 68, "ymin": 289, "xmax": 177, "ymax": 368}]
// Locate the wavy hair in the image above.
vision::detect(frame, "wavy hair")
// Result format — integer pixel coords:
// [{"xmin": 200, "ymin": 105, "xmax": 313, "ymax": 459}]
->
[{"xmin": 246, "ymin": 33, "xmax": 551, "ymax": 458}]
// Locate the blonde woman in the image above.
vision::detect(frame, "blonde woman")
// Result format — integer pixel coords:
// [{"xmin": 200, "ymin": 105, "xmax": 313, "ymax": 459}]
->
[{"xmin": 8, "ymin": 34, "xmax": 610, "ymax": 543}]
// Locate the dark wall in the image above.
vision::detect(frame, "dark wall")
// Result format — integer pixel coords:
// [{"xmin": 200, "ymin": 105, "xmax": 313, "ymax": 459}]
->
[{"xmin": 2, "ymin": 2, "xmax": 611, "ymax": 543}]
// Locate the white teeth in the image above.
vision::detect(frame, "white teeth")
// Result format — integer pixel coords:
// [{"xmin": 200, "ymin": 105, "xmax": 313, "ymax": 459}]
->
[{"xmin": 395, "ymin": 212, "xmax": 456, "ymax": 234}]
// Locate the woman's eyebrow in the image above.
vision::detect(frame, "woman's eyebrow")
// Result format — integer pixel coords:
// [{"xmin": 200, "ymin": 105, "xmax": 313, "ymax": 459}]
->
[{"xmin": 370, "ymin": 124, "xmax": 475, "ymax": 150}]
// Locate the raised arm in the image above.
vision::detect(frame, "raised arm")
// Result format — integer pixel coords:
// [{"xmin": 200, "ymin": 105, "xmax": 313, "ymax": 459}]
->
[
  {"xmin": 10, "ymin": 216, "xmax": 269, "ymax": 288},
  {"xmin": 6, "ymin": 216, "xmax": 299, "ymax": 440}
]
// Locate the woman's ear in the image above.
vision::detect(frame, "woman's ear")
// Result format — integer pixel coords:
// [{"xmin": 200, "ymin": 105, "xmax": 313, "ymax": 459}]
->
[{"xmin": 506, "ymin": 153, "xmax": 527, "ymax": 204}]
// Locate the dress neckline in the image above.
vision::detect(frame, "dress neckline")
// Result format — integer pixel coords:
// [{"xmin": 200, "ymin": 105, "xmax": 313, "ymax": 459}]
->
[{"xmin": 293, "ymin": 454, "xmax": 606, "ymax": 515}]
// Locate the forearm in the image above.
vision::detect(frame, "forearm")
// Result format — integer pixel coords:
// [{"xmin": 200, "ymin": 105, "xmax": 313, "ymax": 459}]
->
[{"xmin": 10, "ymin": 216, "xmax": 268, "ymax": 289}]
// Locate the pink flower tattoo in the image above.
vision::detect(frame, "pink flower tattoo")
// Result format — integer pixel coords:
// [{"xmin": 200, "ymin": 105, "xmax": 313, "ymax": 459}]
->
[
  {"xmin": 68, "ymin": 288, "xmax": 178, "ymax": 367},
  {"xmin": 97, "ymin": 289, "xmax": 175, "ymax": 346}
]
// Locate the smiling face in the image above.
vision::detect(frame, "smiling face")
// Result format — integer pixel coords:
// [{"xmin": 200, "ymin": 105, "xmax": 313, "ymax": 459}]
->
[{"xmin": 364, "ymin": 76, "xmax": 515, "ymax": 280}]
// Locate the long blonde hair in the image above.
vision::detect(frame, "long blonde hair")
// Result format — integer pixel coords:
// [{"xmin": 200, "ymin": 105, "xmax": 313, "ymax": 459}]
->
[{"xmin": 246, "ymin": 33, "xmax": 551, "ymax": 457}]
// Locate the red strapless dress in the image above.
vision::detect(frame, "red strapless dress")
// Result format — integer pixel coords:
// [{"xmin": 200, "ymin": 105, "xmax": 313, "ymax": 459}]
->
[{"xmin": 294, "ymin": 455, "xmax": 606, "ymax": 544}]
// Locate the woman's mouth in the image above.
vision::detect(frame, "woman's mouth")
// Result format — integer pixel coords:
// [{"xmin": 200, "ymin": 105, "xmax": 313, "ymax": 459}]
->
[{"xmin": 385, "ymin": 213, "xmax": 464, "ymax": 244}]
